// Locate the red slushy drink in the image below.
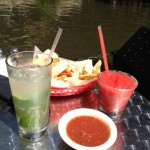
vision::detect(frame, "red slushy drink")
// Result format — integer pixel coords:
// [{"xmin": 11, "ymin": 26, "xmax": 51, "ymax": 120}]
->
[{"xmin": 98, "ymin": 70, "xmax": 138, "ymax": 114}]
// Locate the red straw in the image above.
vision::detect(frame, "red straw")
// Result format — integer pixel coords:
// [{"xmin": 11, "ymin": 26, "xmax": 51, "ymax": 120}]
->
[{"xmin": 98, "ymin": 25, "xmax": 109, "ymax": 72}]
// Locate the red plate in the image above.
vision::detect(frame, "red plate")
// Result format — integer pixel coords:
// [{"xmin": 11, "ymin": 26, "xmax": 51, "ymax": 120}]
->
[{"xmin": 50, "ymin": 80, "xmax": 98, "ymax": 96}]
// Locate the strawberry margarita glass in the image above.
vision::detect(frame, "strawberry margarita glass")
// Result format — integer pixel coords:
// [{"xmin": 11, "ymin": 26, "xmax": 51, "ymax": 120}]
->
[{"xmin": 98, "ymin": 70, "xmax": 138, "ymax": 121}]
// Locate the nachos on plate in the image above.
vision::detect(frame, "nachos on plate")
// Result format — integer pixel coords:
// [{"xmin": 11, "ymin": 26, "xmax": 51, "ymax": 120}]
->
[{"xmin": 32, "ymin": 47, "xmax": 102, "ymax": 88}]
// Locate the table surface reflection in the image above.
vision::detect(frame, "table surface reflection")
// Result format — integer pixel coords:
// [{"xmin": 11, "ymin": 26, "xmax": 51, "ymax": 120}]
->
[{"xmin": 0, "ymin": 88, "xmax": 150, "ymax": 150}]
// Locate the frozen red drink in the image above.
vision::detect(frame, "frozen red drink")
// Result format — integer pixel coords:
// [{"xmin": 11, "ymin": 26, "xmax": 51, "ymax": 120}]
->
[{"xmin": 98, "ymin": 70, "xmax": 138, "ymax": 118}]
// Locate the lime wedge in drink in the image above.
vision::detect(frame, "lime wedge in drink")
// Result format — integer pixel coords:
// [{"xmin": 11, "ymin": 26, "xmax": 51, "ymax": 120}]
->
[
  {"xmin": 19, "ymin": 115, "xmax": 41, "ymax": 129},
  {"xmin": 13, "ymin": 96, "xmax": 34, "ymax": 108}
]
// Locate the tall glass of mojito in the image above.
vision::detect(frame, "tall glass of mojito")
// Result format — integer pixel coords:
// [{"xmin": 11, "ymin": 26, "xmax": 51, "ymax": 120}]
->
[{"xmin": 6, "ymin": 51, "xmax": 52, "ymax": 141}]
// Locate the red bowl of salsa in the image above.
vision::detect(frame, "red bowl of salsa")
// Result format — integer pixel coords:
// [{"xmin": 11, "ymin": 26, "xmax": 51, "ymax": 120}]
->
[{"xmin": 58, "ymin": 108, "xmax": 117, "ymax": 150}]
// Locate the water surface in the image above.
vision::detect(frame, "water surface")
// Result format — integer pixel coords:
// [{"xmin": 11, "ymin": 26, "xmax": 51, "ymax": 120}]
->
[{"xmin": 0, "ymin": 0, "xmax": 150, "ymax": 60}]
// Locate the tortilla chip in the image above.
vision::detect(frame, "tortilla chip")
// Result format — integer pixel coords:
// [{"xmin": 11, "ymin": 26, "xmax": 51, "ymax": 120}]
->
[
  {"xmin": 52, "ymin": 61, "xmax": 68, "ymax": 77},
  {"xmin": 83, "ymin": 59, "xmax": 93, "ymax": 75},
  {"xmin": 92, "ymin": 60, "xmax": 102, "ymax": 74}
]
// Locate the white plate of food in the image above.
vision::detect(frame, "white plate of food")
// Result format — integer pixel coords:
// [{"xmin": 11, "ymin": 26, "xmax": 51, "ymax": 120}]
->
[{"xmin": 50, "ymin": 53, "xmax": 101, "ymax": 96}]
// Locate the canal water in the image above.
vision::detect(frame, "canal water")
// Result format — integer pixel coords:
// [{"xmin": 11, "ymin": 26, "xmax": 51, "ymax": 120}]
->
[{"xmin": 0, "ymin": 0, "xmax": 150, "ymax": 60}]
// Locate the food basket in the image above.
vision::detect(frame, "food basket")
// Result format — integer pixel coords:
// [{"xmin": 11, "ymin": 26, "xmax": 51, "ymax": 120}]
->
[{"xmin": 51, "ymin": 80, "xmax": 98, "ymax": 96}]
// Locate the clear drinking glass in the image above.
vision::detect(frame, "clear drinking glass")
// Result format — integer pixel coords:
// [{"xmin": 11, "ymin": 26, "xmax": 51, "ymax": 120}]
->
[
  {"xmin": 98, "ymin": 70, "xmax": 138, "ymax": 122},
  {"xmin": 20, "ymin": 134, "xmax": 49, "ymax": 149},
  {"xmin": 6, "ymin": 51, "xmax": 52, "ymax": 141}
]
